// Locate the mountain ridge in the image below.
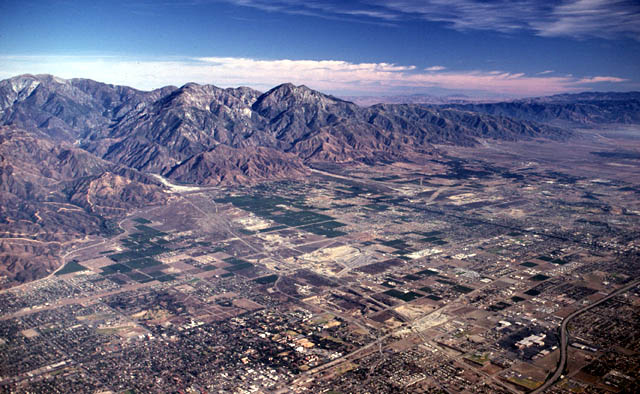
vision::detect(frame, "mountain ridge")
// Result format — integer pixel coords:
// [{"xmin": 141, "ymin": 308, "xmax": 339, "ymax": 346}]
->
[
  {"xmin": 3, "ymin": 74, "xmax": 638, "ymax": 187},
  {"xmin": 0, "ymin": 125, "xmax": 167, "ymax": 286}
]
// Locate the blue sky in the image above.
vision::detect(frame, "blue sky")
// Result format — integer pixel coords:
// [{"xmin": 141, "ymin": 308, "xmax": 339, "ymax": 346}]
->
[{"xmin": 1, "ymin": 0, "xmax": 639, "ymax": 97}]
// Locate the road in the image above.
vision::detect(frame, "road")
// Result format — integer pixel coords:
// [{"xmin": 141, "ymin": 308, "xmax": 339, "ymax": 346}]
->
[{"xmin": 532, "ymin": 279, "xmax": 640, "ymax": 393}]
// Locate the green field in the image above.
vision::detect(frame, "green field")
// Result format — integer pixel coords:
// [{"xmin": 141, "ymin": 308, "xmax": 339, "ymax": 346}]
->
[
  {"xmin": 55, "ymin": 260, "xmax": 88, "ymax": 276},
  {"xmin": 254, "ymin": 274, "xmax": 279, "ymax": 284},
  {"xmin": 383, "ymin": 289, "xmax": 423, "ymax": 302}
]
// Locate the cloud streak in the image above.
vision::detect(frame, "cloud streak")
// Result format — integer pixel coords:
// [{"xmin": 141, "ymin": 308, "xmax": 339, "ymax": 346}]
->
[
  {"xmin": 217, "ymin": 0, "xmax": 640, "ymax": 40},
  {"xmin": 0, "ymin": 55, "xmax": 627, "ymax": 97},
  {"xmin": 210, "ymin": 0, "xmax": 398, "ymax": 25},
  {"xmin": 533, "ymin": 0, "xmax": 640, "ymax": 40}
]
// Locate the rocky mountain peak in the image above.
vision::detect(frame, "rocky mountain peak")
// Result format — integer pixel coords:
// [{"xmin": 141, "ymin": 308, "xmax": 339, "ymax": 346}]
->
[
  {"xmin": 254, "ymin": 83, "xmax": 352, "ymax": 114},
  {"xmin": 280, "ymin": 82, "xmax": 347, "ymax": 102},
  {"xmin": 0, "ymin": 74, "xmax": 45, "ymax": 111}
]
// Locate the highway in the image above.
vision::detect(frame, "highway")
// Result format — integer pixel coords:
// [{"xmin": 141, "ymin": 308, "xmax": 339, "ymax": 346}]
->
[{"xmin": 532, "ymin": 279, "xmax": 640, "ymax": 393}]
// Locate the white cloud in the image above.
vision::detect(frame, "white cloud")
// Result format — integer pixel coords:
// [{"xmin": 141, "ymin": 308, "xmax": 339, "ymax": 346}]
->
[
  {"xmin": 425, "ymin": 66, "xmax": 446, "ymax": 71},
  {"xmin": 0, "ymin": 55, "xmax": 627, "ymax": 97},
  {"xmin": 577, "ymin": 76, "xmax": 627, "ymax": 84}
]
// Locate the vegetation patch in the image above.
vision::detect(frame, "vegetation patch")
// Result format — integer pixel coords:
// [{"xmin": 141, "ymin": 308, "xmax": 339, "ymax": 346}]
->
[
  {"xmin": 383, "ymin": 289, "xmax": 423, "ymax": 302},
  {"xmin": 452, "ymin": 284, "xmax": 474, "ymax": 294},
  {"xmin": 530, "ymin": 274, "xmax": 550, "ymax": 281},
  {"xmin": 465, "ymin": 352, "xmax": 489, "ymax": 366},
  {"xmin": 101, "ymin": 264, "xmax": 132, "ymax": 275},
  {"xmin": 416, "ymin": 268, "xmax": 439, "ymax": 276},
  {"xmin": 507, "ymin": 376, "xmax": 542, "ymax": 390},
  {"xmin": 156, "ymin": 274, "xmax": 177, "ymax": 282},
  {"xmin": 226, "ymin": 262, "xmax": 254, "ymax": 272},
  {"xmin": 355, "ymin": 258, "xmax": 404, "ymax": 274},
  {"xmin": 127, "ymin": 258, "xmax": 163, "ymax": 269},
  {"xmin": 487, "ymin": 301, "xmax": 511, "ymax": 311},
  {"xmin": 126, "ymin": 272, "xmax": 154, "ymax": 283},
  {"xmin": 55, "ymin": 260, "xmax": 88, "ymax": 276},
  {"xmin": 254, "ymin": 274, "xmax": 278, "ymax": 284},
  {"xmin": 299, "ymin": 221, "xmax": 347, "ymax": 238}
]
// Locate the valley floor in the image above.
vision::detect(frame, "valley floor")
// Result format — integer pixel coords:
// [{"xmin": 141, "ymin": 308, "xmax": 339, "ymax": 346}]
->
[{"xmin": 1, "ymin": 127, "xmax": 639, "ymax": 393}]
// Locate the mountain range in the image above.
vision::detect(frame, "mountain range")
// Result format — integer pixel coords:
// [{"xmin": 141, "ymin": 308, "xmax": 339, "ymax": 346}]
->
[
  {"xmin": 341, "ymin": 93, "xmax": 504, "ymax": 106},
  {"xmin": 440, "ymin": 91, "xmax": 640, "ymax": 126},
  {"xmin": 2, "ymin": 75, "xmax": 579, "ymax": 180},
  {"xmin": 1, "ymin": 73, "xmax": 639, "ymax": 286}
]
